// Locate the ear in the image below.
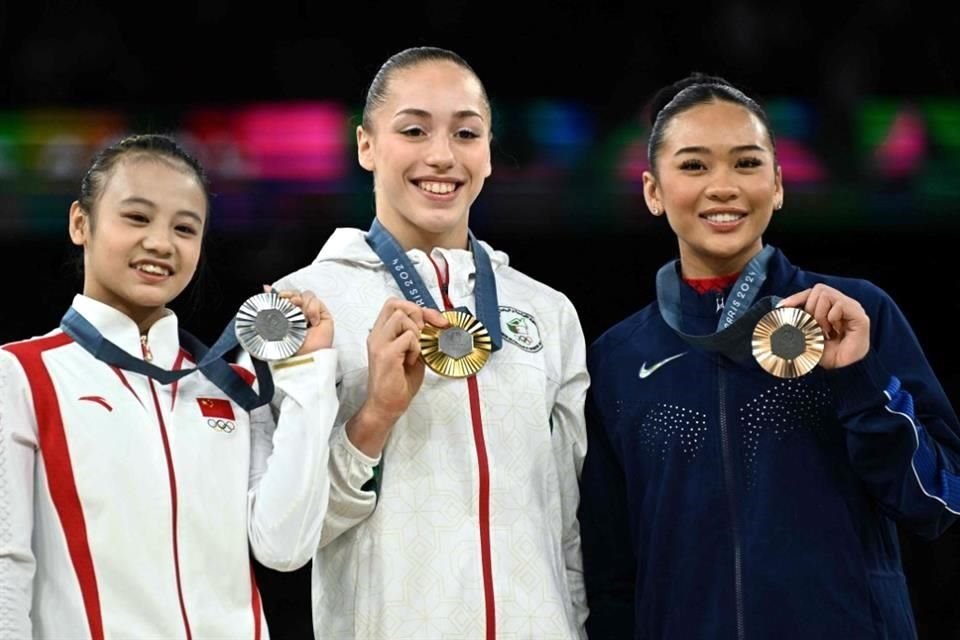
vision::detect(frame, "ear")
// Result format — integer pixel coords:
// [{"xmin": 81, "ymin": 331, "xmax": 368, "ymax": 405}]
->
[
  {"xmin": 68, "ymin": 201, "xmax": 89, "ymax": 246},
  {"xmin": 357, "ymin": 125, "xmax": 375, "ymax": 172},
  {"xmin": 642, "ymin": 171, "xmax": 664, "ymax": 216},
  {"xmin": 773, "ymin": 165, "xmax": 784, "ymax": 212}
]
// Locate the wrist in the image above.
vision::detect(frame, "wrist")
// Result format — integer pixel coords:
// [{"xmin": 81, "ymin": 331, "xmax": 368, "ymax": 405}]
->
[{"xmin": 345, "ymin": 403, "xmax": 400, "ymax": 457}]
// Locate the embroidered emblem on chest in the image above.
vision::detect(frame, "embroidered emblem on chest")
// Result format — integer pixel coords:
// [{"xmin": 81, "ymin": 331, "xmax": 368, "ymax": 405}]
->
[
  {"xmin": 499, "ymin": 306, "xmax": 543, "ymax": 352},
  {"xmin": 198, "ymin": 397, "xmax": 236, "ymax": 433}
]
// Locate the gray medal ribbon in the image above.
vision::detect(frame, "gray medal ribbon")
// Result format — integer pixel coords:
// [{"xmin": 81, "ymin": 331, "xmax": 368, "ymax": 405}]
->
[{"xmin": 655, "ymin": 245, "xmax": 781, "ymax": 362}]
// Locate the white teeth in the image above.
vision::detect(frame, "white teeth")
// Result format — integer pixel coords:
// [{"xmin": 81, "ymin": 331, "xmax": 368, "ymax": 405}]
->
[
  {"xmin": 704, "ymin": 213, "xmax": 745, "ymax": 223},
  {"xmin": 418, "ymin": 181, "xmax": 457, "ymax": 194},
  {"xmin": 136, "ymin": 264, "xmax": 170, "ymax": 276}
]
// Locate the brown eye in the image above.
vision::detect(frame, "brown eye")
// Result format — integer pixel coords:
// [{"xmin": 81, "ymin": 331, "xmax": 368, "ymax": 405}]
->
[
  {"xmin": 736, "ymin": 157, "xmax": 763, "ymax": 168},
  {"xmin": 679, "ymin": 159, "xmax": 706, "ymax": 171}
]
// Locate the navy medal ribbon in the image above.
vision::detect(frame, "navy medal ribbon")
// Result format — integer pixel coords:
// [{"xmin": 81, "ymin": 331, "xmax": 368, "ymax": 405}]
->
[
  {"xmin": 655, "ymin": 245, "xmax": 781, "ymax": 363},
  {"xmin": 61, "ymin": 308, "xmax": 275, "ymax": 411},
  {"xmin": 365, "ymin": 218, "xmax": 502, "ymax": 351}
]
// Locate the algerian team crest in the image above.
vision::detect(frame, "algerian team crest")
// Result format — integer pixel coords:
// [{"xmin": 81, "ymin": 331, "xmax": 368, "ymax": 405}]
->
[{"xmin": 499, "ymin": 306, "xmax": 543, "ymax": 352}]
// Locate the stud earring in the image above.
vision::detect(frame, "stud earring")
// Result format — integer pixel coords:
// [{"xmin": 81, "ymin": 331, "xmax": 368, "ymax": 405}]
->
[{"xmin": 650, "ymin": 206, "xmax": 659, "ymax": 215}]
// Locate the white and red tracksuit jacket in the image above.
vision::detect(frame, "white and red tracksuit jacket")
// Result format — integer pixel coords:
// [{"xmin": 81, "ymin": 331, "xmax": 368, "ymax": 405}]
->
[
  {"xmin": 0, "ymin": 294, "xmax": 338, "ymax": 639},
  {"xmin": 275, "ymin": 228, "xmax": 590, "ymax": 640}
]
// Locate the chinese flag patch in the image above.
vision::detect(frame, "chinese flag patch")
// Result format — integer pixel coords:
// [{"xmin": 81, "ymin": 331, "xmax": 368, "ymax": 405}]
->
[{"xmin": 197, "ymin": 397, "xmax": 235, "ymax": 420}]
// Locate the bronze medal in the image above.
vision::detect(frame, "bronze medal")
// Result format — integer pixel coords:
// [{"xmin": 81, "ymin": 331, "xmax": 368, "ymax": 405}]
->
[{"xmin": 752, "ymin": 306, "xmax": 824, "ymax": 378}]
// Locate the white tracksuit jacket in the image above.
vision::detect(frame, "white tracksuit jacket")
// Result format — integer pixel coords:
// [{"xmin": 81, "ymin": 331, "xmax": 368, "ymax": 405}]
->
[
  {"xmin": 274, "ymin": 228, "xmax": 589, "ymax": 640},
  {"xmin": 0, "ymin": 294, "xmax": 338, "ymax": 639}
]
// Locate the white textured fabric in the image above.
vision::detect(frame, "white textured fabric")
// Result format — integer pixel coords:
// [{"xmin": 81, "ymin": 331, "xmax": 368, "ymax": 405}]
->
[
  {"xmin": 0, "ymin": 294, "xmax": 338, "ymax": 639},
  {"xmin": 276, "ymin": 228, "xmax": 589, "ymax": 640}
]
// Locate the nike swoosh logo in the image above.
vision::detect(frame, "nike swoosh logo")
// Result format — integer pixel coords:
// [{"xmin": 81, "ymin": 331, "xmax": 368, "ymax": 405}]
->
[{"xmin": 638, "ymin": 352, "xmax": 687, "ymax": 379}]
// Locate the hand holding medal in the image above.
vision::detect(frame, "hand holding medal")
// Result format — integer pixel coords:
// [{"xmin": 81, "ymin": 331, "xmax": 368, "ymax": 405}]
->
[
  {"xmin": 767, "ymin": 284, "xmax": 870, "ymax": 372},
  {"xmin": 367, "ymin": 299, "xmax": 450, "ymax": 417},
  {"xmin": 235, "ymin": 287, "xmax": 334, "ymax": 361},
  {"xmin": 751, "ymin": 305, "xmax": 824, "ymax": 378},
  {"xmin": 420, "ymin": 309, "xmax": 493, "ymax": 378},
  {"xmin": 657, "ymin": 247, "xmax": 869, "ymax": 379}
]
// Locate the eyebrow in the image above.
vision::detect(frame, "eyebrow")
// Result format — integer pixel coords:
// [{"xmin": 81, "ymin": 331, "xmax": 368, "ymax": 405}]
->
[
  {"xmin": 674, "ymin": 144, "xmax": 768, "ymax": 156},
  {"xmin": 120, "ymin": 196, "xmax": 157, "ymax": 208},
  {"xmin": 120, "ymin": 196, "xmax": 204, "ymax": 225},
  {"xmin": 176, "ymin": 210, "xmax": 205, "ymax": 226},
  {"xmin": 394, "ymin": 108, "xmax": 486, "ymax": 121}
]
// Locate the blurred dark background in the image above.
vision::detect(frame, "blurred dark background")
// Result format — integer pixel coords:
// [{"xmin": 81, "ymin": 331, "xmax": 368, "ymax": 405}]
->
[{"xmin": 2, "ymin": 1, "xmax": 959, "ymax": 638}]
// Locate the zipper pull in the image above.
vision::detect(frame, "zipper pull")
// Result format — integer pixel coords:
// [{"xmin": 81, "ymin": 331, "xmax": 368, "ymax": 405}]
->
[
  {"xmin": 140, "ymin": 335, "xmax": 153, "ymax": 362},
  {"xmin": 715, "ymin": 293, "xmax": 725, "ymax": 314}
]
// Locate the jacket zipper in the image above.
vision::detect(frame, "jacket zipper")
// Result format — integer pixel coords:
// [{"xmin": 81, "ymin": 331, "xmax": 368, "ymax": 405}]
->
[
  {"xmin": 141, "ymin": 334, "xmax": 154, "ymax": 362},
  {"xmin": 142, "ymin": 337, "xmax": 193, "ymax": 639},
  {"xmin": 429, "ymin": 255, "xmax": 496, "ymax": 640},
  {"xmin": 718, "ymin": 367, "xmax": 744, "ymax": 640},
  {"xmin": 715, "ymin": 290, "xmax": 745, "ymax": 640}
]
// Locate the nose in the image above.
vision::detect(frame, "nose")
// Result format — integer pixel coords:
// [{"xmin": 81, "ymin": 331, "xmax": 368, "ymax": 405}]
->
[
  {"xmin": 141, "ymin": 226, "xmax": 174, "ymax": 255},
  {"xmin": 425, "ymin": 134, "xmax": 455, "ymax": 170},
  {"xmin": 704, "ymin": 171, "xmax": 740, "ymax": 202}
]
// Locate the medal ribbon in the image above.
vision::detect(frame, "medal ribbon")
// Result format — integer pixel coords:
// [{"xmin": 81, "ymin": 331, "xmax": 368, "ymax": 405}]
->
[
  {"xmin": 365, "ymin": 218, "xmax": 502, "ymax": 351},
  {"xmin": 656, "ymin": 245, "xmax": 782, "ymax": 362},
  {"xmin": 61, "ymin": 308, "xmax": 274, "ymax": 411}
]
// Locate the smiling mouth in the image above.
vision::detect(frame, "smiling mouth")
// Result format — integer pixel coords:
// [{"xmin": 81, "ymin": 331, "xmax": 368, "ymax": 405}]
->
[
  {"xmin": 701, "ymin": 212, "xmax": 746, "ymax": 223},
  {"xmin": 415, "ymin": 180, "xmax": 460, "ymax": 195},
  {"xmin": 134, "ymin": 263, "xmax": 172, "ymax": 276}
]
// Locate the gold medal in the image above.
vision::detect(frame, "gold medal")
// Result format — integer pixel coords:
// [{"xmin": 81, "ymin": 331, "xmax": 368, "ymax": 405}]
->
[
  {"xmin": 752, "ymin": 306, "xmax": 824, "ymax": 378},
  {"xmin": 420, "ymin": 310, "xmax": 492, "ymax": 378}
]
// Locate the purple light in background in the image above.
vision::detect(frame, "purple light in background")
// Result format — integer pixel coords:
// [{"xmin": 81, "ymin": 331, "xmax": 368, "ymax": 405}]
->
[
  {"xmin": 237, "ymin": 103, "xmax": 347, "ymax": 180},
  {"xmin": 617, "ymin": 137, "xmax": 649, "ymax": 184},
  {"xmin": 873, "ymin": 108, "xmax": 926, "ymax": 179},
  {"xmin": 777, "ymin": 138, "xmax": 826, "ymax": 185},
  {"xmin": 187, "ymin": 103, "xmax": 348, "ymax": 181}
]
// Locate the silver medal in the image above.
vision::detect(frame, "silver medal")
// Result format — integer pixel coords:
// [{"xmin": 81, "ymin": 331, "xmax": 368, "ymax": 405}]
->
[{"xmin": 235, "ymin": 293, "xmax": 307, "ymax": 361}]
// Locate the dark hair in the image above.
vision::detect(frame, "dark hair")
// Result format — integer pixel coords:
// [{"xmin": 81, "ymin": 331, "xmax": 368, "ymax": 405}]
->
[
  {"xmin": 72, "ymin": 134, "xmax": 212, "ymax": 309},
  {"xmin": 78, "ymin": 133, "xmax": 211, "ymax": 223},
  {"xmin": 647, "ymin": 72, "xmax": 776, "ymax": 172},
  {"xmin": 361, "ymin": 46, "xmax": 492, "ymax": 132}
]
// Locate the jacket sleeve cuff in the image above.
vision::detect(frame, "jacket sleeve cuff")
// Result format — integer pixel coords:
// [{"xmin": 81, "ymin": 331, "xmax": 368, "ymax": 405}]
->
[
  {"xmin": 822, "ymin": 350, "xmax": 892, "ymax": 419},
  {"xmin": 332, "ymin": 426, "xmax": 381, "ymax": 481},
  {"xmin": 267, "ymin": 349, "xmax": 336, "ymax": 403}
]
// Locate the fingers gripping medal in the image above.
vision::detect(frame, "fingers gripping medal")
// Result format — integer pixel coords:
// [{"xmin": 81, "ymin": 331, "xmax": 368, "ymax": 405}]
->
[
  {"xmin": 752, "ymin": 306, "xmax": 824, "ymax": 378},
  {"xmin": 235, "ymin": 292, "xmax": 308, "ymax": 361},
  {"xmin": 420, "ymin": 310, "xmax": 493, "ymax": 378}
]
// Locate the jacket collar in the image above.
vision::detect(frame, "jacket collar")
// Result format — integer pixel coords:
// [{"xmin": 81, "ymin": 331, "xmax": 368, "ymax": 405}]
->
[
  {"xmin": 671, "ymin": 246, "xmax": 801, "ymax": 331},
  {"xmin": 70, "ymin": 294, "xmax": 182, "ymax": 370}
]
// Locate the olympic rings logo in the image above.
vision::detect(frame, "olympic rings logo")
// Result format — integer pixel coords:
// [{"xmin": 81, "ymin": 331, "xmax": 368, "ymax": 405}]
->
[{"xmin": 207, "ymin": 418, "xmax": 236, "ymax": 433}]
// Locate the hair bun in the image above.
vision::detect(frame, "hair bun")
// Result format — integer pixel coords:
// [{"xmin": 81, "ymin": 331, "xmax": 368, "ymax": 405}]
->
[{"xmin": 648, "ymin": 72, "xmax": 734, "ymax": 126}]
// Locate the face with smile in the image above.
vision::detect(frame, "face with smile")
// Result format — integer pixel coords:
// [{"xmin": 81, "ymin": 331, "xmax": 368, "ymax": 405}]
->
[
  {"xmin": 69, "ymin": 155, "xmax": 206, "ymax": 330},
  {"xmin": 357, "ymin": 59, "xmax": 492, "ymax": 252},
  {"xmin": 643, "ymin": 99, "xmax": 783, "ymax": 278}
]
